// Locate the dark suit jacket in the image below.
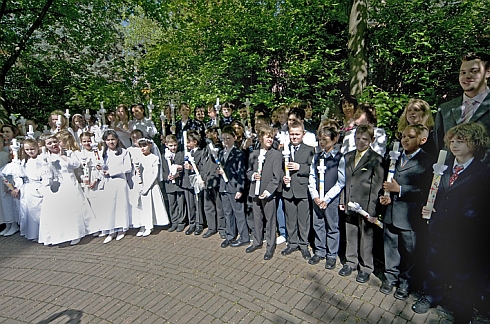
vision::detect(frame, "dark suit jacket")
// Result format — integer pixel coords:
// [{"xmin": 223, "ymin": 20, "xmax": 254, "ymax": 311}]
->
[
  {"xmin": 342, "ymin": 148, "xmax": 384, "ymax": 219},
  {"xmin": 161, "ymin": 150, "xmax": 184, "ymax": 192},
  {"xmin": 181, "ymin": 148, "xmax": 204, "ymax": 189},
  {"xmin": 201, "ymin": 144, "xmax": 221, "ymax": 189},
  {"xmin": 175, "ymin": 118, "xmax": 206, "ymax": 150},
  {"xmin": 282, "ymin": 143, "xmax": 315, "ymax": 200},
  {"xmin": 219, "ymin": 146, "xmax": 246, "ymax": 194},
  {"xmin": 382, "ymin": 149, "xmax": 433, "ymax": 230},
  {"xmin": 434, "ymin": 93, "xmax": 490, "ymax": 164},
  {"xmin": 247, "ymin": 148, "xmax": 283, "ymax": 198},
  {"xmin": 429, "ymin": 158, "xmax": 490, "ymax": 268}
]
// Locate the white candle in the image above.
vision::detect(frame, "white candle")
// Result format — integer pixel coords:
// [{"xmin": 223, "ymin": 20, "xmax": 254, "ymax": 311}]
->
[
  {"xmin": 282, "ymin": 147, "xmax": 290, "ymax": 188},
  {"xmin": 100, "ymin": 102, "xmax": 104, "ymax": 110},
  {"xmin": 29, "ymin": 125, "xmax": 33, "ymax": 133},
  {"xmin": 255, "ymin": 153, "xmax": 266, "ymax": 196},
  {"xmin": 86, "ymin": 109, "xmax": 90, "ymax": 115},
  {"xmin": 436, "ymin": 150, "xmax": 447, "ymax": 165},
  {"xmin": 150, "ymin": 99, "xmax": 153, "ymax": 105},
  {"xmin": 384, "ymin": 141, "xmax": 400, "ymax": 196},
  {"xmin": 319, "ymin": 159, "xmax": 325, "ymax": 200},
  {"xmin": 216, "ymin": 98, "xmax": 219, "ymax": 106},
  {"xmin": 66, "ymin": 109, "xmax": 69, "ymax": 115}
]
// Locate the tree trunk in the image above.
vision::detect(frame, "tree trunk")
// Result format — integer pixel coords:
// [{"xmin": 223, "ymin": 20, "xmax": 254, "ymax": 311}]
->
[{"xmin": 348, "ymin": 0, "xmax": 368, "ymax": 99}]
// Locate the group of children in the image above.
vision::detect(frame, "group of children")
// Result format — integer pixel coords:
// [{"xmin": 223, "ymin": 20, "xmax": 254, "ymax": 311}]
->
[{"xmin": 1, "ymin": 100, "xmax": 489, "ymax": 323}]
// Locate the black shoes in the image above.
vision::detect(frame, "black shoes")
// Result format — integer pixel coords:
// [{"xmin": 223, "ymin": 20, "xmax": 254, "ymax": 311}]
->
[
  {"xmin": 219, "ymin": 232, "xmax": 226, "ymax": 239},
  {"xmin": 300, "ymin": 249, "xmax": 311, "ymax": 260},
  {"xmin": 176, "ymin": 224, "xmax": 185, "ymax": 232},
  {"xmin": 394, "ymin": 287, "xmax": 409, "ymax": 300},
  {"xmin": 281, "ymin": 246, "xmax": 298, "ymax": 256},
  {"xmin": 379, "ymin": 281, "xmax": 394, "ymax": 295},
  {"xmin": 231, "ymin": 240, "xmax": 249, "ymax": 247},
  {"xmin": 308, "ymin": 254, "xmax": 325, "ymax": 265},
  {"xmin": 338, "ymin": 264, "xmax": 353, "ymax": 277},
  {"xmin": 356, "ymin": 271, "xmax": 370, "ymax": 283},
  {"xmin": 264, "ymin": 251, "xmax": 274, "ymax": 260},
  {"xmin": 167, "ymin": 224, "xmax": 178, "ymax": 232},
  {"xmin": 245, "ymin": 245, "xmax": 262, "ymax": 253},
  {"xmin": 194, "ymin": 226, "xmax": 203, "ymax": 235},
  {"xmin": 185, "ymin": 225, "xmax": 195, "ymax": 235},
  {"xmin": 202, "ymin": 230, "xmax": 217, "ymax": 238},
  {"xmin": 412, "ymin": 296, "xmax": 431, "ymax": 314},
  {"xmin": 325, "ymin": 258, "xmax": 337, "ymax": 270},
  {"xmin": 221, "ymin": 240, "xmax": 231, "ymax": 248}
]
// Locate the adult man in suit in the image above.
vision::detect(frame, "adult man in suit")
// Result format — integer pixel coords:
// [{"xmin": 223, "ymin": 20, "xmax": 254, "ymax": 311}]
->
[
  {"xmin": 340, "ymin": 124, "xmax": 384, "ymax": 283},
  {"xmin": 281, "ymin": 120, "xmax": 315, "ymax": 260},
  {"xmin": 434, "ymin": 52, "xmax": 490, "ymax": 165}
]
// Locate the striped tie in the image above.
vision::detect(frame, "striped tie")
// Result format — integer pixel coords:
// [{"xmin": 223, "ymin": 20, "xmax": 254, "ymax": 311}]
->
[
  {"xmin": 449, "ymin": 165, "xmax": 464, "ymax": 187},
  {"xmin": 461, "ymin": 99, "xmax": 477, "ymax": 123}
]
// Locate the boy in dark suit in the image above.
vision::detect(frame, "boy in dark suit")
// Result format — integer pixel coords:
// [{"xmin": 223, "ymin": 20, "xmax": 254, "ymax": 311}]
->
[
  {"xmin": 379, "ymin": 124, "xmax": 433, "ymax": 300},
  {"xmin": 281, "ymin": 120, "xmax": 315, "ymax": 260},
  {"xmin": 161, "ymin": 135, "xmax": 185, "ymax": 232},
  {"xmin": 181, "ymin": 130, "xmax": 204, "ymax": 235},
  {"xmin": 246, "ymin": 126, "xmax": 283, "ymax": 260},
  {"xmin": 339, "ymin": 124, "xmax": 384, "ymax": 283},
  {"xmin": 413, "ymin": 122, "xmax": 490, "ymax": 323},
  {"xmin": 218, "ymin": 126, "xmax": 249, "ymax": 248}
]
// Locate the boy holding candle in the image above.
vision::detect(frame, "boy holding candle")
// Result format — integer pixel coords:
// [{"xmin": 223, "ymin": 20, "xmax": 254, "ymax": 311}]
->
[
  {"xmin": 378, "ymin": 124, "xmax": 433, "ymax": 300},
  {"xmin": 246, "ymin": 126, "xmax": 283, "ymax": 260},
  {"xmin": 281, "ymin": 120, "xmax": 315, "ymax": 260},
  {"xmin": 161, "ymin": 135, "xmax": 185, "ymax": 232},
  {"xmin": 339, "ymin": 124, "xmax": 384, "ymax": 283},
  {"xmin": 181, "ymin": 130, "xmax": 205, "ymax": 235},
  {"xmin": 412, "ymin": 122, "xmax": 490, "ymax": 323},
  {"xmin": 308, "ymin": 126, "xmax": 345, "ymax": 269},
  {"xmin": 218, "ymin": 126, "xmax": 249, "ymax": 247}
]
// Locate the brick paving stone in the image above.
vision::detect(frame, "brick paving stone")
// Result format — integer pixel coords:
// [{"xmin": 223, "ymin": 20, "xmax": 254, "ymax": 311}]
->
[{"xmin": 378, "ymin": 311, "xmax": 396, "ymax": 324}]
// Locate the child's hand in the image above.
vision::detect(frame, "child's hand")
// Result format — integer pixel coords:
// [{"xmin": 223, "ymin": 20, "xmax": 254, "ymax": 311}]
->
[
  {"xmin": 235, "ymin": 192, "xmax": 242, "ymax": 200},
  {"xmin": 89, "ymin": 180, "xmax": 98, "ymax": 189},
  {"xmin": 253, "ymin": 172, "xmax": 261, "ymax": 181},
  {"xmin": 379, "ymin": 196, "xmax": 391, "ymax": 205},
  {"xmin": 170, "ymin": 126, "xmax": 176, "ymax": 133},
  {"xmin": 184, "ymin": 162, "xmax": 193, "ymax": 170},
  {"xmin": 11, "ymin": 188, "xmax": 20, "ymax": 198},
  {"xmin": 217, "ymin": 168, "xmax": 223, "ymax": 175},
  {"xmin": 287, "ymin": 162, "xmax": 300, "ymax": 171},
  {"xmin": 283, "ymin": 176, "xmax": 291, "ymax": 185},
  {"xmin": 421, "ymin": 206, "xmax": 435, "ymax": 217},
  {"xmin": 383, "ymin": 179, "xmax": 400, "ymax": 193},
  {"xmin": 367, "ymin": 216, "xmax": 378, "ymax": 224},
  {"xmin": 314, "ymin": 197, "xmax": 326, "ymax": 209}
]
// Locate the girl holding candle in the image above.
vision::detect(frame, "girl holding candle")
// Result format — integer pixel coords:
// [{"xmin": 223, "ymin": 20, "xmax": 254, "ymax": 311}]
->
[
  {"xmin": 129, "ymin": 103, "xmax": 158, "ymax": 139},
  {"xmin": 308, "ymin": 126, "xmax": 345, "ymax": 269},
  {"xmin": 48, "ymin": 110, "xmax": 75, "ymax": 137},
  {"xmin": 73, "ymin": 132, "xmax": 103, "ymax": 203},
  {"xmin": 93, "ymin": 130, "xmax": 131, "ymax": 243},
  {"xmin": 38, "ymin": 134, "xmax": 95, "ymax": 246},
  {"xmin": 17, "ymin": 139, "xmax": 43, "ymax": 240},
  {"xmin": 130, "ymin": 138, "xmax": 169, "ymax": 236}
]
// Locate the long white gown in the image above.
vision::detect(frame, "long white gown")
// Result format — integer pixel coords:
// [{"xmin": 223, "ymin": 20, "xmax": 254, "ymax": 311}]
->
[
  {"xmin": 130, "ymin": 152, "xmax": 169, "ymax": 230},
  {"xmin": 92, "ymin": 148, "xmax": 131, "ymax": 234},
  {"xmin": 38, "ymin": 152, "xmax": 97, "ymax": 245},
  {"xmin": 18, "ymin": 158, "xmax": 43, "ymax": 240}
]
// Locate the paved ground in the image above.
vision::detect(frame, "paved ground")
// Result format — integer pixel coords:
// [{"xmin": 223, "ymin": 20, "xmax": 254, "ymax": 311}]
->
[{"xmin": 0, "ymin": 228, "xmax": 487, "ymax": 324}]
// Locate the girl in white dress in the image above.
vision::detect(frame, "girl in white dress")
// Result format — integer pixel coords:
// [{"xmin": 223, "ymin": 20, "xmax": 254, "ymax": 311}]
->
[
  {"xmin": 94, "ymin": 130, "xmax": 132, "ymax": 243},
  {"xmin": 17, "ymin": 139, "xmax": 43, "ymax": 240},
  {"xmin": 113, "ymin": 104, "xmax": 132, "ymax": 148},
  {"xmin": 130, "ymin": 138, "xmax": 169, "ymax": 236},
  {"xmin": 38, "ymin": 134, "xmax": 95, "ymax": 246}
]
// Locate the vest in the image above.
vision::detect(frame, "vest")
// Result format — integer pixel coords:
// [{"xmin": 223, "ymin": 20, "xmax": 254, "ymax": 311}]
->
[{"xmin": 315, "ymin": 152, "xmax": 342, "ymax": 194}]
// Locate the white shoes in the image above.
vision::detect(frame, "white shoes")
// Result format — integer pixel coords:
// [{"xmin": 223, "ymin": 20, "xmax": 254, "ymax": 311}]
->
[
  {"xmin": 276, "ymin": 235, "xmax": 286, "ymax": 245},
  {"xmin": 70, "ymin": 238, "xmax": 81, "ymax": 245},
  {"xmin": 4, "ymin": 223, "xmax": 19, "ymax": 236},
  {"xmin": 136, "ymin": 228, "xmax": 145, "ymax": 237},
  {"xmin": 115, "ymin": 232, "xmax": 125, "ymax": 241},
  {"xmin": 103, "ymin": 235, "xmax": 113, "ymax": 244},
  {"xmin": 0, "ymin": 224, "xmax": 10, "ymax": 235},
  {"xmin": 142, "ymin": 228, "xmax": 152, "ymax": 237}
]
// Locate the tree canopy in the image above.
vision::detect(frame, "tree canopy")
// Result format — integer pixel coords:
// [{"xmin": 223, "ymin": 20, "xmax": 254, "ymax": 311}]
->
[{"xmin": 1, "ymin": 0, "xmax": 489, "ymax": 137}]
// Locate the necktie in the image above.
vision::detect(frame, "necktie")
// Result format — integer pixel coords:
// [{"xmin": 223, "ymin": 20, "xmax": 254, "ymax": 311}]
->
[
  {"xmin": 401, "ymin": 153, "xmax": 412, "ymax": 167},
  {"xmin": 354, "ymin": 151, "xmax": 362, "ymax": 167},
  {"xmin": 449, "ymin": 165, "xmax": 464, "ymax": 187},
  {"xmin": 461, "ymin": 99, "xmax": 477, "ymax": 123}
]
